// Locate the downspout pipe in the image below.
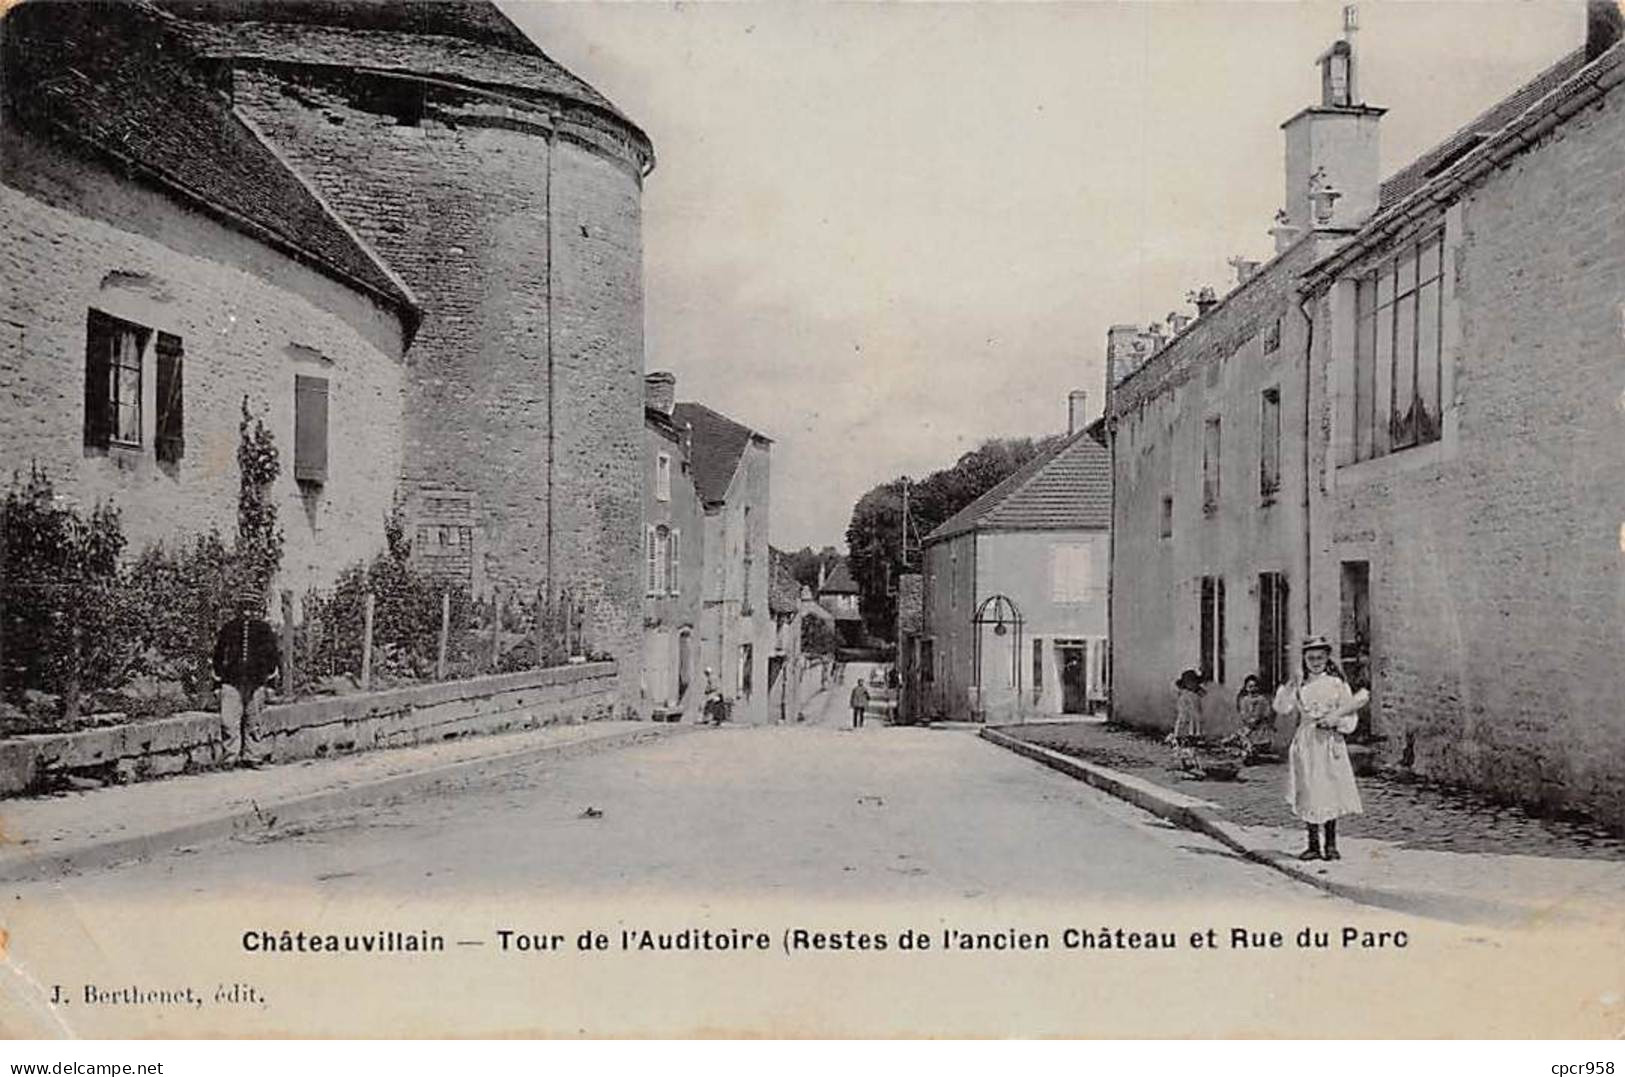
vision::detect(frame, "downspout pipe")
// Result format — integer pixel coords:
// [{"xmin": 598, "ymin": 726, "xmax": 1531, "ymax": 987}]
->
[
  {"xmin": 1297, "ymin": 290, "xmax": 1317, "ymax": 643},
  {"xmin": 544, "ymin": 113, "xmax": 558, "ymax": 610}
]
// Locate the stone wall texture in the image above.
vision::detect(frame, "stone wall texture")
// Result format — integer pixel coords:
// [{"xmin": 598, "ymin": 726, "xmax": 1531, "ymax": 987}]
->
[
  {"xmin": 225, "ymin": 61, "xmax": 647, "ymax": 706},
  {"xmin": 0, "ymin": 662, "xmax": 617, "ymax": 797},
  {"xmin": 0, "ymin": 130, "xmax": 406, "ymax": 602},
  {"xmin": 1319, "ymin": 78, "xmax": 1625, "ymax": 829}
]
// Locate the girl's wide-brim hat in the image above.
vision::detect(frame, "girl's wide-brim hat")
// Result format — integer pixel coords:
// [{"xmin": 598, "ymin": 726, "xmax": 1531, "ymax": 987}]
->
[{"xmin": 1301, "ymin": 634, "xmax": 1333, "ymax": 653}]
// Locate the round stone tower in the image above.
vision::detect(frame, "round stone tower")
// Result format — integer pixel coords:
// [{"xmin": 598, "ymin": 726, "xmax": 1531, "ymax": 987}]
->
[{"xmin": 163, "ymin": 0, "xmax": 653, "ymax": 695}]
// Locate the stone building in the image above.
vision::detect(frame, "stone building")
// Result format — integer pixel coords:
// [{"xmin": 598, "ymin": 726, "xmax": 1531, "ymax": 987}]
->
[
  {"xmin": 921, "ymin": 398, "xmax": 1112, "ymax": 723},
  {"xmin": 1103, "ymin": 12, "xmax": 1625, "ymax": 829},
  {"xmin": 641, "ymin": 372, "xmax": 703, "ymax": 721},
  {"xmin": 2, "ymin": 0, "xmax": 655, "ymax": 708},
  {"xmin": 156, "ymin": 0, "xmax": 655, "ymax": 698},
  {"xmin": 670, "ymin": 401, "xmax": 774, "ymax": 724},
  {"xmin": 0, "ymin": 0, "xmax": 417, "ymax": 601},
  {"xmin": 815, "ymin": 559, "xmax": 865, "ymax": 648}
]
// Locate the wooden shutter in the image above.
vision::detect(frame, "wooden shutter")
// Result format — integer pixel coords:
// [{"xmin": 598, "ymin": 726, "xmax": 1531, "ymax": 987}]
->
[
  {"xmin": 294, "ymin": 375, "xmax": 329, "ymax": 484},
  {"xmin": 155, "ymin": 333, "xmax": 184, "ymax": 463},
  {"xmin": 646, "ymin": 526, "xmax": 657, "ymax": 594},
  {"xmin": 83, "ymin": 311, "xmax": 112, "ymax": 449},
  {"xmin": 668, "ymin": 529, "xmax": 680, "ymax": 595}
]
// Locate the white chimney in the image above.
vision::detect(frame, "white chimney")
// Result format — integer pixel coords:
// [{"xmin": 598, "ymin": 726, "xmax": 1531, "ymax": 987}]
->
[
  {"xmin": 1068, "ymin": 390, "xmax": 1089, "ymax": 435},
  {"xmin": 1281, "ymin": 33, "xmax": 1385, "ymax": 234}
]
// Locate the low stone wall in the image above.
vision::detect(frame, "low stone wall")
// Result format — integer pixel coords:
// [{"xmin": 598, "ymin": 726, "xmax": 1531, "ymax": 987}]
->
[{"xmin": 0, "ymin": 661, "xmax": 617, "ymax": 798}]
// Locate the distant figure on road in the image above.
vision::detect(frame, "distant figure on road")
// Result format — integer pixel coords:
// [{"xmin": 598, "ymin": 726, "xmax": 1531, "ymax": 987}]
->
[
  {"xmin": 1273, "ymin": 635, "xmax": 1369, "ymax": 861},
  {"xmin": 850, "ymin": 680, "xmax": 869, "ymax": 729}
]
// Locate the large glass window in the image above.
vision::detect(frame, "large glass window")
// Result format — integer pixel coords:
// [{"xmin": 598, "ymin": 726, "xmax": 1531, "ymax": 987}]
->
[{"xmin": 1353, "ymin": 231, "xmax": 1444, "ymax": 461}]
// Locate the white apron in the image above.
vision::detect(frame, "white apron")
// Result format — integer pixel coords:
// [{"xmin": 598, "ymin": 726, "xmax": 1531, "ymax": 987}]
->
[{"xmin": 1274, "ymin": 674, "xmax": 1363, "ymax": 824}]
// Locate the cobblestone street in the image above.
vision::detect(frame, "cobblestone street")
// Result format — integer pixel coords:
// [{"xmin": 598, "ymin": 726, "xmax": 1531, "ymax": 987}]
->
[{"xmin": 1007, "ymin": 720, "xmax": 1625, "ymax": 860}]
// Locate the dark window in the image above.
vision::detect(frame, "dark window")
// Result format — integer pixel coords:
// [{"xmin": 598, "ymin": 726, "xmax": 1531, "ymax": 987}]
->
[
  {"xmin": 920, "ymin": 638, "xmax": 935, "ymax": 684},
  {"xmin": 1354, "ymin": 230, "xmax": 1444, "ymax": 462},
  {"xmin": 1160, "ymin": 496, "xmax": 1173, "ymax": 538},
  {"xmin": 1258, "ymin": 572, "xmax": 1291, "ymax": 690},
  {"xmin": 739, "ymin": 643, "xmax": 753, "ymax": 698},
  {"xmin": 1033, "ymin": 639, "xmax": 1044, "ymax": 700},
  {"xmin": 1260, "ymin": 387, "xmax": 1281, "ymax": 501},
  {"xmin": 1199, "ymin": 575, "xmax": 1225, "ymax": 684},
  {"xmin": 155, "ymin": 332, "xmax": 184, "ymax": 464},
  {"xmin": 1202, "ymin": 418, "xmax": 1221, "ymax": 514},
  {"xmin": 294, "ymin": 375, "xmax": 329, "ymax": 484},
  {"xmin": 83, "ymin": 310, "xmax": 149, "ymax": 449}
]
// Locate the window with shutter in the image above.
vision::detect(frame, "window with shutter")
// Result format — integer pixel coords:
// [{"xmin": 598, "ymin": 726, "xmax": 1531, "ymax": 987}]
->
[
  {"xmin": 294, "ymin": 375, "xmax": 329, "ymax": 484},
  {"xmin": 155, "ymin": 332, "xmax": 184, "ymax": 464},
  {"xmin": 83, "ymin": 310, "xmax": 149, "ymax": 449}
]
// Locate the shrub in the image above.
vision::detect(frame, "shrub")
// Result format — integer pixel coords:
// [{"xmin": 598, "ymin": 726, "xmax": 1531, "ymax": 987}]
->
[
  {"xmin": 299, "ymin": 511, "xmax": 476, "ymax": 687},
  {"xmin": 0, "ymin": 466, "xmax": 127, "ymax": 717}
]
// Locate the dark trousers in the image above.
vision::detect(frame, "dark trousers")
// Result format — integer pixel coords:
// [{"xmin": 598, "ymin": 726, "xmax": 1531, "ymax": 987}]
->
[{"xmin": 852, "ymin": 707, "xmax": 864, "ymax": 728}]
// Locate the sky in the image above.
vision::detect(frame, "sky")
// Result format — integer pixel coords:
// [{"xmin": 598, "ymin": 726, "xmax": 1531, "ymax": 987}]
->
[{"xmin": 498, "ymin": 0, "xmax": 1584, "ymax": 550}]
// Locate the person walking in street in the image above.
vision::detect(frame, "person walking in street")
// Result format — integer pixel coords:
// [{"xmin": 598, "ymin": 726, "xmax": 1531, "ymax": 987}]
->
[
  {"xmin": 849, "ymin": 678, "xmax": 869, "ymax": 729},
  {"xmin": 1273, "ymin": 636, "xmax": 1369, "ymax": 861}
]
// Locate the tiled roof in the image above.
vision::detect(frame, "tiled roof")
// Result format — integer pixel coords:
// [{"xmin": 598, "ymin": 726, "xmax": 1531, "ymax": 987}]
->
[
  {"xmin": 925, "ymin": 429, "xmax": 1111, "ymax": 544},
  {"xmin": 2, "ymin": 0, "xmax": 416, "ymax": 318},
  {"xmin": 162, "ymin": 0, "xmax": 650, "ymax": 155},
  {"xmin": 671, "ymin": 402, "xmax": 757, "ymax": 506},
  {"xmin": 819, "ymin": 559, "xmax": 859, "ymax": 595},
  {"xmin": 1378, "ymin": 48, "xmax": 1589, "ymax": 209}
]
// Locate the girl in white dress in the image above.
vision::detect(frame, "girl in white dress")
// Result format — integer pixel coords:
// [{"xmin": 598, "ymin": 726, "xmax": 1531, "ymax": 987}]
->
[{"xmin": 1273, "ymin": 636, "xmax": 1369, "ymax": 860}]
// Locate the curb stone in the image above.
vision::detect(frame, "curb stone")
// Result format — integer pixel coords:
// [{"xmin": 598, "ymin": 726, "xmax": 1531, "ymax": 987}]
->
[
  {"xmin": 977, "ymin": 726, "xmax": 1544, "ymax": 926},
  {"xmin": 0, "ymin": 724, "xmax": 688, "ymax": 884}
]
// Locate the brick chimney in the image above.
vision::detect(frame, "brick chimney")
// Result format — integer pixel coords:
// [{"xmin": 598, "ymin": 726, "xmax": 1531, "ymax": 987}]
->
[
  {"xmin": 1589, "ymin": 0, "xmax": 1624, "ymax": 60},
  {"xmin": 1068, "ymin": 390, "xmax": 1089, "ymax": 435},
  {"xmin": 644, "ymin": 371, "xmax": 675, "ymax": 415},
  {"xmin": 1281, "ymin": 18, "xmax": 1385, "ymax": 233}
]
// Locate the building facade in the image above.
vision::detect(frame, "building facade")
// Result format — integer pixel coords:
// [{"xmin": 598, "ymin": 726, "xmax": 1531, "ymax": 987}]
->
[
  {"xmin": 920, "ymin": 418, "xmax": 1112, "ymax": 723},
  {"xmin": 1105, "ymin": 15, "xmax": 1625, "ymax": 828},
  {"xmin": 1, "ymin": 1, "xmax": 416, "ymax": 602},
  {"xmin": 642, "ymin": 373, "xmax": 703, "ymax": 721},
  {"xmin": 1300, "ymin": 23, "xmax": 1625, "ymax": 827},
  {"xmin": 3, "ymin": 0, "xmax": 656, "ymax": 709},
  {"xmin": 671, "ymin": 402, "xmax": 775, "ymax": 724}
]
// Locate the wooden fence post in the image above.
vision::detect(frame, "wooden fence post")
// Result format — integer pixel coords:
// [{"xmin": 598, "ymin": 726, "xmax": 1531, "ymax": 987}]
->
[
  {"xmin": 279, "ymin": 589, "xmax": 295, "ymax": 698},
  {"xmin": 360, "ymin": 591, "xmax": 376, "ymax": 691},
  {"xmin": 490, "ymin": 589, "xmax": 502, "ymax": 673},
  {"xmin": 437, "ymin": 591, "xmax": 450, "ymax": 681},
  {"xmin": 533, "ymin": 589, "xmax": 546, "ymax": 669}
]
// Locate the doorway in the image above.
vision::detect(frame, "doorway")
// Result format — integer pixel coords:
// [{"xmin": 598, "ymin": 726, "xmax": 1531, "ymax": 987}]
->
[
  {"xmin": 1057, "ymin": 643, "xmax": 1088, "ymax": 715},
  {"xmin": 1258, "ymin": 571, "xmax": 1291, "ymax": 690},
  {"xmin": 1340, "ymin": 561, "xmax": 1372, "ymax": 735}
]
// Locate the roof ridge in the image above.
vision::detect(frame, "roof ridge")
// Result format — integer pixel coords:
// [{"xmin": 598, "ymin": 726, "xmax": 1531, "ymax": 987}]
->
[{"xmin": 924, "ymin": 429, "xmax": 1100, "ymax": 543}]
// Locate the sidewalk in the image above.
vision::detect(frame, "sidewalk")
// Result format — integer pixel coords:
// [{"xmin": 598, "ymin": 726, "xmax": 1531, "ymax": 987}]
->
[
  {"xmin": 0, "ymin": 720, "xmax": 682, "ymax": 882},
  {"xmin": 982, "ymin": 720, "xmax": 1625, "ymax": 928}
]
